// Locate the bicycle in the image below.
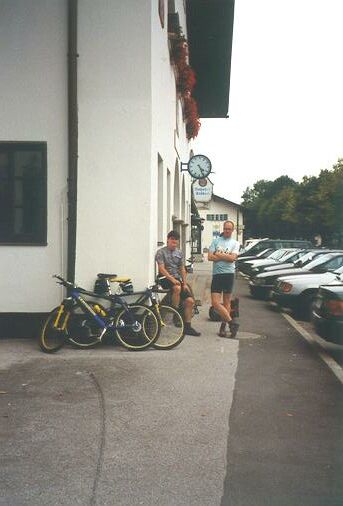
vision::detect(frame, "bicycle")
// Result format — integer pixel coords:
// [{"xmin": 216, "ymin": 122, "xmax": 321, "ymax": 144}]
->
[
  {"xmin": 39, "ymin": 275, "xmax": 159, "ymax": 353},
  {"xmin": 93, "ymin": 273, "xmax": 185, "ymax": 350}
]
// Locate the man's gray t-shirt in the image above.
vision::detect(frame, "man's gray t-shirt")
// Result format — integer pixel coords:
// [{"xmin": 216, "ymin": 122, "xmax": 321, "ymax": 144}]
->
[{"xmin": 155, "ymin": 246, "xmax": 184, "ymax": 279}]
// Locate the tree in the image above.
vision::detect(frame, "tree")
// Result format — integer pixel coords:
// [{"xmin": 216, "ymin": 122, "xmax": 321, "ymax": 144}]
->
[{"xmin": 240, "ymin": 159, "xmax": 343, "ymax": 246}]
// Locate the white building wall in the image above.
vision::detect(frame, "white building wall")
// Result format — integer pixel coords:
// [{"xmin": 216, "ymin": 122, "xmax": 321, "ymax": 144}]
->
[
  {"xmin": 77, "ymin": 0, "xmax": 154, "ymax": 290},
  {"xmin": 198, "ymin": 200, "xmax": 244, "ymax": 251},
  {"xmin": 0, "ymin": 0, "xmax": 68, "ymax": 312},
  {"xmin": 0, "ymin": 0, "xmax": 196, "ymax": 313},
  {"xmin": 151, "ymin": 0, "xmax": 193, "ymax": 269}
]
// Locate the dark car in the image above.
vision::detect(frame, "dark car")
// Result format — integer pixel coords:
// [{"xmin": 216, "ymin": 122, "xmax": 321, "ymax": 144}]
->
[
  {"xmin": 312, "ymin": 283, "xmax": 343, "ymax": 344},
  {"xmin": 250, "ymin": 252, "xmax": 343, "ymax": 300}
]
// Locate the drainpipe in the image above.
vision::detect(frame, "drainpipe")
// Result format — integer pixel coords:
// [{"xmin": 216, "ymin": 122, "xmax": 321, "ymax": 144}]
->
[
  {"xmin": 236, "ymin": 208, "xmax": 239, "ymax": 241},
  {"xmin": 67, "ymin": 0, "xmax": 78, "ymax": 282}
]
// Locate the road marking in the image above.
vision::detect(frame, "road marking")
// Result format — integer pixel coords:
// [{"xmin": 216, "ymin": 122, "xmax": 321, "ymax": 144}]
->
[{"xmin": 282, "ymin": 313, "xmax": 343, "ymax": 384}]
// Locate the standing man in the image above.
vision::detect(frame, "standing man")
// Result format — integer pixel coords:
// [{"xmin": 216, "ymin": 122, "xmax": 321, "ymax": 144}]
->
[
  {"xmin": 208, "ymin": 220, "xmax": 240, "ymax": 338},
  {"xmin": 155, "ymin": 230, "xmax": 201, "ymax": 336}
]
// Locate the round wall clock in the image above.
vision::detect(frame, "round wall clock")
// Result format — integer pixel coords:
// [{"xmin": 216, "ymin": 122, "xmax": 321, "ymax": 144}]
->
[{"xmin": 187, "ymin": 155, "xmax": 212, "ymax": 179}]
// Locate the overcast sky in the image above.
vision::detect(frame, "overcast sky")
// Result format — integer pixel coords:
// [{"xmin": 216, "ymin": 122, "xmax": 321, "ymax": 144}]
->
[{"xmin": 194, "ymin": 0, "xmax": 343, "ymax": 204}]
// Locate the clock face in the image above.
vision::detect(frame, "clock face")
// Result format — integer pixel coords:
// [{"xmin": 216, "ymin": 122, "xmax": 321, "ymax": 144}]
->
[{"xmin": 188, "ymin": 155, "xmax": 212, "ymax": 179}]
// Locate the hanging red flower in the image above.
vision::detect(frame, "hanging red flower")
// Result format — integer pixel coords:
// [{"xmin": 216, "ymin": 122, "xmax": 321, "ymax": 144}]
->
[
  {"xmin": 177, "ymin": 65, "xmax": 196, "ymax": 94},
  {"xmin": 183, "ymin": 96, "xmax": 201, "ymax": 139},
  {"xmin": 169, "ymin": 30, "xmax": 201, "ymax": 139}
]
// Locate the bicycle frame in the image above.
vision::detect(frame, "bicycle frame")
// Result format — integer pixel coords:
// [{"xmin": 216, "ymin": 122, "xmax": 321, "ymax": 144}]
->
[{"xmin": 53, "ymin": 283, "xmax": 144, "ymax": 340}]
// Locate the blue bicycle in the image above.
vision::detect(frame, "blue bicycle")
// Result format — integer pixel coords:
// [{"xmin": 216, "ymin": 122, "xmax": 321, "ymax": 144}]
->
[{"xmin": 39, "ymin": 275, "xmax": 159, "ymax": 353}]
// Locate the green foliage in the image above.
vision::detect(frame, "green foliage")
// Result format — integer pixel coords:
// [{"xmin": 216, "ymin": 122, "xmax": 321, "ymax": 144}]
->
[{"xmin": 241, "ymin": 159, "xmax": 343, "ymax": 246}]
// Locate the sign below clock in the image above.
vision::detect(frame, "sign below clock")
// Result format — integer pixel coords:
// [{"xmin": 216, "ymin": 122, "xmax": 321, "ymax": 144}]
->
[
  {"xmin": 192, "ymin": 178, "xmax": 213, "ymax": 203},
  {"xmin": 186, "ymin": 154, "xmax": 212, "ymax": 179}
]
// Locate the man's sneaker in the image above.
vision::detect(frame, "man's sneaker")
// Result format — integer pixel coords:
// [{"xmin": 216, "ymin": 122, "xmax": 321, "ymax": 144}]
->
[
  {"xmin": 218, "ymin": 322, "xmax": 227, "ymax": 337},
  {"xmin": 184, "ymin": 326, "xmax": 201, "ymax": 337},
  {"xmin": 229, "ymin": 321, "xmax": 240, "ymax": 338}
]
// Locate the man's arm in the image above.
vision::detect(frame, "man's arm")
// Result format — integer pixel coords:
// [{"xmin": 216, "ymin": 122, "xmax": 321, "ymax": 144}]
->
[
  {"xmin": 157, "ymin": 263, "xmax": 181, "ymax": 285},
  {"xmin": 207, "ymin": 250, "xmax": 218, "ymax": 262},
  {"xmin": 208, "ymin": 239, "xmax": 218, "ymax": 262},
  {"xmin": 213, "ymin": 251, "xmax": 238, "ymax": 262},
  {"xmin": 180, "ymin": 265, "xmax": 188, "ymax": 286}
]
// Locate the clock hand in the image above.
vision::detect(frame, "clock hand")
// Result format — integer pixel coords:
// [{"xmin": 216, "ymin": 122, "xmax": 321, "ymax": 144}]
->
[{"xmin": 197, "ymin": 165, "xmax": 206, "ymax": 175}]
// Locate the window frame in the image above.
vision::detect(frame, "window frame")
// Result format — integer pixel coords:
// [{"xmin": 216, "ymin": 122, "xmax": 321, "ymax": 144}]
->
[{"xmin": 0, "ymin": 141, "xmax": 47, "ymax": 246}]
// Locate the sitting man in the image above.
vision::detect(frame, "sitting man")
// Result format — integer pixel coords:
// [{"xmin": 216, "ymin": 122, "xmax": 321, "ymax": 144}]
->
[{"xmin": 155, "ymin": 230, "xmax": 201, "ymax": 336}]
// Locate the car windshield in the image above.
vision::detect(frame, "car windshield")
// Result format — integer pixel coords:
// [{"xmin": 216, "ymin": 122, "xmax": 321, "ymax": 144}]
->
[
  {"xmin": 296, "ymin": 251, "xmax": 324, "ymax": 265},
  {"xmin": 243, "ymin": 240, "xmax": 266, "ymax": 253},
  {"xmin": 269, "ymin": 249, "xmax": 289, "ymax": 260},
  {"xmin": 307, "ymin": 253, "xmax": 336, "ymax": 270},
  {"xmin": 333, "ymin": 265, "xmax": 343, "ymax": 274},
  {"xmin": 278, "ymin": 249, "xmax": 301, "ymax": 262},
  {"xmin": 255, "ymin": 249, "xmax": 273, "ymax": 258}
]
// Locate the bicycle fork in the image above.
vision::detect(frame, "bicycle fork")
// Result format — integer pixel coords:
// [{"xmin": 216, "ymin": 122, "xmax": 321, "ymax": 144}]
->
[{"xmin": 53, "ymin": 303, "xmax": 70, "ymax": 331}]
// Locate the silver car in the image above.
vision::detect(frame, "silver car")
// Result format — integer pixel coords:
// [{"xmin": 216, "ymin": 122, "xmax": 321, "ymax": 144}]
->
[{"xmin": 271, "ymin": 264, "xmax": 343, "ymax": 319}]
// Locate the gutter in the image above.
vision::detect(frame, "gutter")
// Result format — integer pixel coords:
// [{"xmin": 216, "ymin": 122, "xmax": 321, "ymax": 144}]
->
[{"xmin": 67, "ymin": 0, "xmax": 78, "ymax": 282}]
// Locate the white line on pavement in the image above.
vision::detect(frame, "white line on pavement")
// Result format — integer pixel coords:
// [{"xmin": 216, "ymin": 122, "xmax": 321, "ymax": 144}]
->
[{"xmin": 282, "ymin": 313, "xmax": 343, "ymax": 385}]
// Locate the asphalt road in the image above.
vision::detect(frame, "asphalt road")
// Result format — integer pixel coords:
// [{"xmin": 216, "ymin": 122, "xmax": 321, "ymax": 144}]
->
[{"xmin": 0, "ymin": 262, "xmax": 342, "ymax": 505}]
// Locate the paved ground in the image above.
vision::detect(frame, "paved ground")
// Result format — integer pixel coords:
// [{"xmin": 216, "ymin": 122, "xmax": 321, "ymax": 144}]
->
[{"xmin": 0, "ymin": 261, "xmax": 342, "ymax": 505}]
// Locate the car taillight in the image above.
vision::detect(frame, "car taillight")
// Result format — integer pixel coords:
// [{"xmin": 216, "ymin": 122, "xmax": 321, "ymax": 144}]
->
[
  {"xmin": 324, "ymin": 300, "xmax": 343, "ymax": 316},
  {"xmin": 280, "ymin": 282, "xmax": 293, "ymax": 293}
]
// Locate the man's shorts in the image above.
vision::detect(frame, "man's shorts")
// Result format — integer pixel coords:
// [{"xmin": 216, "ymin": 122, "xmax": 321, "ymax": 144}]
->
[
  {"xmin": 158, "ymin": 277, "xmax": 191, "ymax": 300},
  {"xmin": 211, "ymin": 273, "xmax": 235, "ymax": 294}
]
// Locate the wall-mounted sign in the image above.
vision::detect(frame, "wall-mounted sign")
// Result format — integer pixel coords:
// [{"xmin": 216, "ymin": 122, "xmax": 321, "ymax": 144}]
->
[{"xmin": 192, "ymin": 178, "xmax": 213, "ymax": 203}]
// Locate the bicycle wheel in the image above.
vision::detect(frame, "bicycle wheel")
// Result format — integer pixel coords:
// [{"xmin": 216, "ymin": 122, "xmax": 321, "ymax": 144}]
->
[
  {"xmin": 153, "ymin": 305, "xmax": 185, "ymax": 350},
  {"xmin": 39, "ymin": 306, "xmax": 67, "ymax": 353},
  {"xmin": 115, "ymin": 304, "xmax": 159, "ymax": 350},
  {"xmin": 66, "ymin": 303, "xmax": 105, "ymax": 348}
]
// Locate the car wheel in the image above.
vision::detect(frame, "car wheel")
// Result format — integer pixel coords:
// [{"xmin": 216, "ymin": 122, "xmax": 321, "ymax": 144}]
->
[{"xmin": 297, "ymin": 292, "xmax": 317, "ymax": 321}]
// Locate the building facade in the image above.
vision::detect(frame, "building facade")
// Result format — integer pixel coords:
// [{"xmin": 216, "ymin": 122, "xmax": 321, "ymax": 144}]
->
[
  {"xmin": 0, "ymin": 0, "xmax": 235, "ymax": 336},
  {"xmin": 197, "ymin": 194, "xmax": 244, "ymax": 251}
]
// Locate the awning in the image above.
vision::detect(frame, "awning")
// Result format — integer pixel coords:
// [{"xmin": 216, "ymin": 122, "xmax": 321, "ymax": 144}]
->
[{"xmin": 186, "ymin": 0, "xmax": 235, "ymax": 118}]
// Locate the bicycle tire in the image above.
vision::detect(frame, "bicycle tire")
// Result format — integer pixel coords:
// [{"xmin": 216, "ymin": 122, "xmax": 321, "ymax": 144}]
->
[
  {"xmin": 115, "ymin": 304, "xmax": 159, "ymax": 350},
  {"xmin": 67, "ymin": 303, "xmax": 105, "ymax": 348},
  {"xmin": 153, "ymin": 305, "xmax": 185, "ymax": 350},
  {"xmin": 39, "ymin": 306, "xmax": 67, "ymax": 353}
]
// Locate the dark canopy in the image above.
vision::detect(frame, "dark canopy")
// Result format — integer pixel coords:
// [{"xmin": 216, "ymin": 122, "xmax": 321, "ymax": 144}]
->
[{"xmin": 186, "ymin": 0, "xmax": 235, "ymax": 118}]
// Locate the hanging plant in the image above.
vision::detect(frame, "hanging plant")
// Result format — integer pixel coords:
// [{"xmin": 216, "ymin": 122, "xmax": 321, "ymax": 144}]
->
[
  {"xmin": 177, "ymin": 65, "xmax": 196, "ymax": 95},
  {"xmin": 171, "ymin": 37, "xmax": 188, "ymax": 69},
  {"xmin": 183, "ymin": 96, "xmax": 201, "ymax": 139},
  {"xmin": 169, "ymin": 28, "xmax": 201, "ymax": 139},
  {"xmin": 186, "ymin": 119, "xmax": 201, "ymax": 140}
]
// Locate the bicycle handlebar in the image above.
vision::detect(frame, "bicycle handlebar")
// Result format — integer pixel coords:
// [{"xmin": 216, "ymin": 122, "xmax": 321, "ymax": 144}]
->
[{"xmin": 53, "ymin": 274, "xmax": 76, "ymax": 289}]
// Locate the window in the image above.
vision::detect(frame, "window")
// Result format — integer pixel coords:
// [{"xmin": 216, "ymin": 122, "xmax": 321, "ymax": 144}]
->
[
  {"xmin": 206, "ymin": 214, "xmax": 228, "ymax": 222},
  {"xmin": 0, "ymin": 142, "xmax": 47, "ymax": 245}
]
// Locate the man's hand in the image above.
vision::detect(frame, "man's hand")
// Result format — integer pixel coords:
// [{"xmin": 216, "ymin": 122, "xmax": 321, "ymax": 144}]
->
[{"xmin": 172, "ymin": 278, "xmax": 181, "ymax": 286}]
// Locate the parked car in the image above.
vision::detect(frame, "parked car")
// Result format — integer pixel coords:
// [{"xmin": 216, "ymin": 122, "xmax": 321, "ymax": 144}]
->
[
  {"xmin": 270, "ymin": 254, "xmax": 343, "ymax": 316},
  {"xmin": 239, "ymin": 249, "xmax": 297, "ymax": 276},
  {"xmin": 248, "ymin": 249, "xmax": 305, "ymax": 276},
  {"xmin": 312, "ymin": 283, "xmax": 343, "ymax": 344},
  {"xmin": 267, "ymin": 266, "xmax": 343, "ymax": 319},
  {"xmin": 238, "ymin": 238, "xmax": 312, "ymax": 258},
  {"xmin": 249, "ymin": 248, "xmax": 334, "ymax": 277},
  {"xmin": 236, "ymin": 248, "xmax": 275, "ymax": 265},
  {"xmin": 250, "ymin": 252, "xmax": 343, "ymax": 300}
]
